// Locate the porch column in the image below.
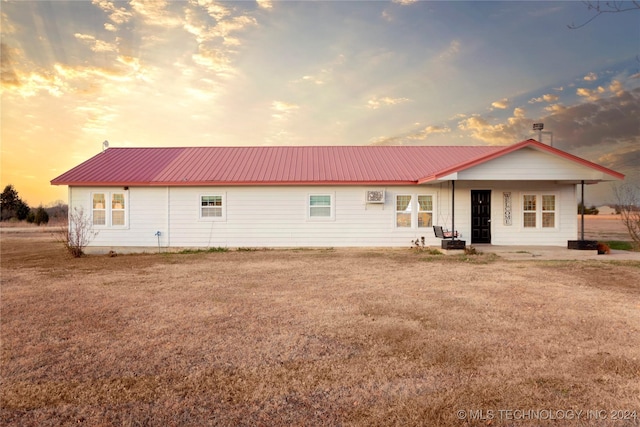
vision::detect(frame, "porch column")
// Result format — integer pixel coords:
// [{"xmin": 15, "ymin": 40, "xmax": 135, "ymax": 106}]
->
[
  {"xmin": 442, "ymin": 179, "xmax": 466, "ymax": 250},
  {"xmin": 451, "ymin": 180, "xmax": 455, "ymax": 241},
  {"xmin": 568, "ymin": 179, "xmax": 597, "ymax": 250},
  {"xmin": 580, "ymin": 180, "xmax": 585, "ymax": 241}
]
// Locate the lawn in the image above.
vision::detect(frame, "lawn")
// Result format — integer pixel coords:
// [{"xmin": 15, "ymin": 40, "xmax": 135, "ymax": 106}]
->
[{"xmin": 1, "ymin": 233, "xmax": 639, "ymax": 426}]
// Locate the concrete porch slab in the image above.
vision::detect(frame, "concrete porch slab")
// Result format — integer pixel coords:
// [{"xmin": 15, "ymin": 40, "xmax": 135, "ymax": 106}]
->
[{"xmin": 472, "ymin": 244, "xmax": 640, "ymax": 261}]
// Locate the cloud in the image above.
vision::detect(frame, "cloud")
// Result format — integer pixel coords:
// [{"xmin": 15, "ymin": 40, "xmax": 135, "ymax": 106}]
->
[
  {"xmin": 192, "ymin": 46, "xmax": 236, "ymax": 78},
  {"xmin": 491, "ymin": 98, "xmax": 509, "ymax": 109},
  {"xmin": 369, "ymin": 125, "xmax": 451, "ymax": 146},
  {"xmin": 438, "ymin": 39, "xmax": 461, "ymax": 61},
  {"xmin": 294, "ymin": 55, "xmax": 344, "ymax": 86},
  {"xmin": 271, "ymin": 101, "xmax": 300, "ymax": 120},
  {"xmin": 1, "ymin": 11, "xmax": 16, "ymax": 34},
  {"xmin": 529, "ymin": 93, "xmax": 559, "ymax": 104},
  {"xmin": 130, "ymin": 0, "xmax": 182, "ymax": 28},
  {"xmin": 74, "ymin": 33, "xmax": 117, "ymax": 53},
  {"xmin": 183, "ymin": 2, "xmax": 257, "ymax": 82},
  {"xmin": 609, "ymin": 80, "xmax": 625, "ymax": 97},
  {"xmin": 91, "ymin": 0, "xmax": 133, "ymax": 25},
  {"xmin": 0, "ymin": 43, "xmax": 20, "ymax": 88},
  {"xmin": 458, "ymin": 107, "xmax": 532, "ymax": 145},
  {"xmin": 595, "ymin": 144, "xmax": 640, "ymax": 175},
  {"xmin": 576, "ymin": 86, "xmax": 605, "ymax": 101},
  {"xmin": 406, "ymin": 125, "xmax": 451, "ymax": 140},
  {"xmin": 211, "ymin": 15, "xmax": 257, "ymax": 45},
  {"xmin": 544, "ymin": 87, "xmax": 640, "ymax": 150},
  {"xmin": 584, "ymin": 72, "xmax": 598, "ymax": 81},
  {"xmin": 367, "ymin": 96, "xmax": 410, "ymax": 109},
  {"xmin": 197, "ymin": 0, "xmax": 231, "ymax": 21},
  {"xmin": 256, "ymin": 0, "xmax": 273, "ymax": 9},
  {"xmin": 300, "ymin": 75, "xmax": 325, "ymax": 85},
  {"xmin": 74, "ymin": 103, "xmax": 119, "ymax": 136},
  {"xmin": 392, "ymin": 0, "xmax": 418, "ymax": 4}
]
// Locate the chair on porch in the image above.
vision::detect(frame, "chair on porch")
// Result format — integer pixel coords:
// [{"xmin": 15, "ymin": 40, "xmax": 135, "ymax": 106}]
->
[{"xmin": 433, "ymin": 225, "xmax": 459, "ymax": 240}]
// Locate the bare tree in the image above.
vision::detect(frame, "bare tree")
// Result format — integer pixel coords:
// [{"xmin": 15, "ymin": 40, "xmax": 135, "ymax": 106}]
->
[
  {"xmin": 613, "ymin": 183, "xmax": 640, "ymax": 250},
  {"xmin": 54, "ymin": 207, "xmax": 98, "ymax": 257},
  {"xmin": 568, "ymin": 1, "xmax": 640, "ymax": 29}
]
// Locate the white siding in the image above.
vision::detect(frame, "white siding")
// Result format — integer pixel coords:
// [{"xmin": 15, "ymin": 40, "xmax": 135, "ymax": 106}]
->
[
  {"xmin": 454, "ymin": 181, "xmax": 576, "ymax": 246},
  {"xmin": 167, "ymin": 186, "xmax": 443, "ymax": 248},
  {"xmin": 458, "ymin": 147, "xmax": 609, "ymax": 181},
  {"xmin": 70, "ymin": 187, "xmax": 168, "ymax": 249},
  {"xmin": 70, "ymin": 181, "xmax": 578, "ymax": 251}
]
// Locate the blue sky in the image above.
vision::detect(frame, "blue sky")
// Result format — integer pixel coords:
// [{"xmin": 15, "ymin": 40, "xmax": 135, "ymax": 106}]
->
[{"xmin": 1, "ymin": 0, "xmax": 639, "ymax": 205}]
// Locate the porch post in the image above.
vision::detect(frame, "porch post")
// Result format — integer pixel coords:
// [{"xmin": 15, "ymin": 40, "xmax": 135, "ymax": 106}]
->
[
  {"xmin": 580, "ymin": 180, "xmax": 585, "ymax": 241},
  {"xmin": 442, "ymin": 179, "xmax": 465, "ymax": 250},
  {"xmin": 451, "ymin": 180, "xmax": 455, "ymax": 240},
  {"xmin": 568, "ymin": 179, "xmax": 596, "ymax": 250}
]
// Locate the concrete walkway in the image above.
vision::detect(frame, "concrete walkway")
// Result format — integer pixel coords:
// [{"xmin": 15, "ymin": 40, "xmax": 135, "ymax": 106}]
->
[{"xmin": 473, "ymin": 244, "xmax": 640, "ymax": 261}]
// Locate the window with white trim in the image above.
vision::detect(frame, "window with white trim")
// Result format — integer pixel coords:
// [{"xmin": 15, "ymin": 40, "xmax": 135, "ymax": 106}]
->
[
  {"xmin": 111, "ymin": 193, "xmax": 126, "ymax": 226},
  {"xmin": 523, "ymin": 195, "xmax": 536, "ymax": 228},
  {"xmin": 92, "ymin": 191, "xmax": 127, "ymax": 227},
  {"xmin": 93, "ymin": 193, "xmax": 106, "ymax": 226},
  {"xmin": 417, "ymin": 195, "xmax": 433, "ymax": 228},
  {"xmin": 200, "ymin": 195, "xmax": 223, "ymax": 219},
  {"xmin": 309, "ymin": 194, "xmax": 333, "ymax": 219},
  {"xmin": 396, "ymin": 195, "xmax": 412, "ymax": 228},
  {"xmin": 522, "ymin": 194, "xmax": 556, "ymax": 228},
  {"xmin": 542, "ymin": 195, "xmax": 556, "ymax": 228}
]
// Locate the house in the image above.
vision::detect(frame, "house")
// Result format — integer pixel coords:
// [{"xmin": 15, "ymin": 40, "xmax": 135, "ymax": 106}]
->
[{"xmin": 51, "ymin": 139, "xmax": 624, "ymax": 253}]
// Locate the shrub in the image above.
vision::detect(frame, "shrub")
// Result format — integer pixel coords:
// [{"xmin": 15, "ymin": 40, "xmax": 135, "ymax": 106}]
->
[
  {"xmin": 54, "ymin": 207, "xmax": 98, "ymax": 258},
  {"xmin": 34, "ymin": 206, "xmax": 49, "ymax": 225}
]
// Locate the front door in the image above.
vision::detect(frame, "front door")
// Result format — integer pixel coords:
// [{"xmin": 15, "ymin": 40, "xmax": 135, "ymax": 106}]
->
[{"xmin": 471, "ymin": 190, "xmax": 491, "ymax": 244}]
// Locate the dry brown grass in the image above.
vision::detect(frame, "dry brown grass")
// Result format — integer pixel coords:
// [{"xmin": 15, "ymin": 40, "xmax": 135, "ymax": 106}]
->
[{"xmin": 1, "ymin": 233, "xmax": 639, "ymax": 426}]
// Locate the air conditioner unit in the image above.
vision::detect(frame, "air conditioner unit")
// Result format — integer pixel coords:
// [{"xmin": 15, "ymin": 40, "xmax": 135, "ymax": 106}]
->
[{"xmin": 366, "ymin": 190, "xmax": 385, "ymax": 204}]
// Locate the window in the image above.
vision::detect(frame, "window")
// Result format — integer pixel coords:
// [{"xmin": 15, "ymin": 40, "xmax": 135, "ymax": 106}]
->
[
  {"xmin": 417, "ymin": 195, "xmax": 433, "ymax": 228},
  {"xmin": 396, "ymin": 195, "xmax": 412, "ymax": 228},
  {"xmin": 92, "ymin": 191, "xmax": 127, "ymax": 227},
  {"xmin": 309, "ymin": 194, "xmax": 332, "ymax": 218},
  {"xmin": 201, "ymin": 195, "xmax": 222, "ymax": 218},
  {"xmin": 395, "ymin": 194, "xmax": 434, "ymax": 228},
  {"xmin": 93, "ymin": 193, "xmax": 106, "ymax": 226},
  {"xmin": 111, "ymin": 193, "xmax": 125, "ymax": 226},
  {"xmin": 542, "ymin": 195, "xmax": 555, "ymax": 228},
  {"xmin": 522, "ymin": 194, "xmax": 556, "ymax": 228},
  {"xmin": 523, "ymin": 195, "xmax": 536, "ymax": 228}
]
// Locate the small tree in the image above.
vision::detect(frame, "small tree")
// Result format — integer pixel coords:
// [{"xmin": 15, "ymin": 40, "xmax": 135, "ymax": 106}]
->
[
  {"xmin": 56, "ymin": 207, "xmax": 98, "ymax": 257},
  {"xmin": 613, "ymin": 183, "xmax": 640, "ymax": 250},
  {"xmin": 1, "ymin": 184, "xmax": 29, "ymax": 221},
  {"xmin": 34, "ymin": 205, "xmax": 49, "ymax": 225},
  {"xmin": 577, "ymin": 202, "xmax": 599, "ymax": 215}
]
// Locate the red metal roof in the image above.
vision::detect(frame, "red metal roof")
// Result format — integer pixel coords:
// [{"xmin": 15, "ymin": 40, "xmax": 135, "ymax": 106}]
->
[{"xmin": 50, "ymin": 140, "xmax": 623, "ymax": 186}]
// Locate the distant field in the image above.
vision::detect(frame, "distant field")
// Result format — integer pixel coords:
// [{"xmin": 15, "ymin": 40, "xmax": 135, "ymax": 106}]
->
[
  {"xmin": 1, "ymin": 231, "xmax": 639, "ymax": 426},
  {"xmin": 579, "ymin": 214, "xmax": 631, "ymax": 241}
]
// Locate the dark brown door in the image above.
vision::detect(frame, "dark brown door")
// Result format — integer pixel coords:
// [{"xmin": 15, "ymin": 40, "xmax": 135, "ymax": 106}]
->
[{"xmin": 471, "ymin": 190, "xmax": 491, "ymax": 244}]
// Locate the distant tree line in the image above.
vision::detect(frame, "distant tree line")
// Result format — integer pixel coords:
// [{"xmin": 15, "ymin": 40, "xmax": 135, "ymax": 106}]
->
[{"xmin": 1, "ymin": 184, "xmax": 68, "ymax": 226}]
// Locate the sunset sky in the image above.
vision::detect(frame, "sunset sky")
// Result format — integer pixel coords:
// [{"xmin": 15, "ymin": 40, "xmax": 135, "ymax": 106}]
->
[{"xmin": 1, "ymin": 0, "xmax": 639, "ymax": 207}]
